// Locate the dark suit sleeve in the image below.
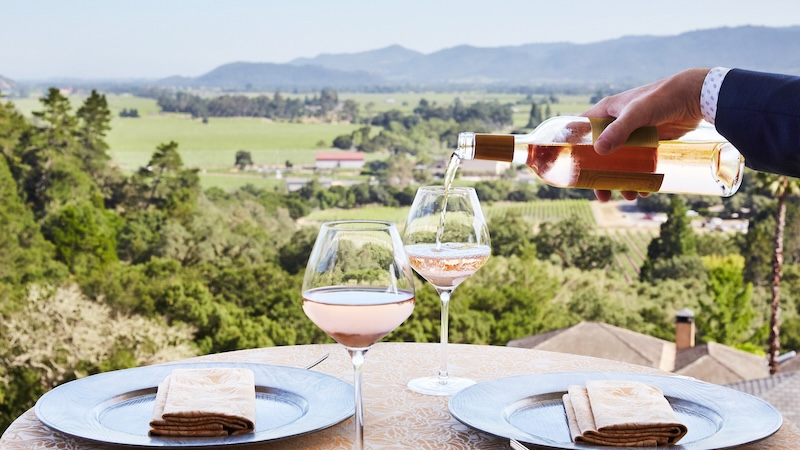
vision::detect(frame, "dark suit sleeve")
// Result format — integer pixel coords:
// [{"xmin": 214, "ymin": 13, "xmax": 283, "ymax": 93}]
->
[{"xmin": 715, "ymin": 68, "xmax": 800, "ymax": 178}]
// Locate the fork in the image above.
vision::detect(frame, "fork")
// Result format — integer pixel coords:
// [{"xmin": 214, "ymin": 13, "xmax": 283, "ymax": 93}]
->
[
  {"xmin": 303, "ymin": 352, "xmax": 330, "ymax": 370},
  {"xmin": 509, "ymin": 438, "xmax": 529, "ymax": 450}
]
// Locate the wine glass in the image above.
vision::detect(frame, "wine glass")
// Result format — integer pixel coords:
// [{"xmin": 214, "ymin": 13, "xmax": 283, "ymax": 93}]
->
[
  {"xmin": 403, "ymin": 186, "xmax": 490, "ymax": 395},
  {"xmin": 302, "ymin": 220, "xmax": 416, "ymax": 450}
]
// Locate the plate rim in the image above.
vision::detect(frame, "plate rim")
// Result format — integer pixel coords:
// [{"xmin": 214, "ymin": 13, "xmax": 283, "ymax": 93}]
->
[
  {"xmin": 448, "ymin": 371, "xmax": 783, "ymax": 450},
  {"xmin": 34, "ymin": 361, "xmax": 355, "ymax": 447}
]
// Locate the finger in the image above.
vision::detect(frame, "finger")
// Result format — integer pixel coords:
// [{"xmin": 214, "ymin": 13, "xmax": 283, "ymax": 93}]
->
[
  {"xmin": 594, "ymin": 119, "xmax": 641, "ymax": 155},
  {"xmin": 620, "ymin": 191, "xmax": 639, "ymax": 201}
]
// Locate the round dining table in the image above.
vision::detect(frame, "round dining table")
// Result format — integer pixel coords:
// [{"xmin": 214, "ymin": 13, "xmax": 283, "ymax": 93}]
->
[{"xmin": 1, "ymin": 342, "xmax": 798, "ymax": 449}]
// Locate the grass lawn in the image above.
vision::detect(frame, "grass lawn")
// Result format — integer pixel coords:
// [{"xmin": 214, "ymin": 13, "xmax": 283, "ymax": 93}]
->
[{"xmin": 197, "ymin": 172, "xmax": 287, "ymax": 191}]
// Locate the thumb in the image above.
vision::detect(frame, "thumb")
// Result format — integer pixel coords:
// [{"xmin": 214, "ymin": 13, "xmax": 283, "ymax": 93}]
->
[{"xmin": 593, "ymin": 119, "xmax": 639, "ymax": 155}]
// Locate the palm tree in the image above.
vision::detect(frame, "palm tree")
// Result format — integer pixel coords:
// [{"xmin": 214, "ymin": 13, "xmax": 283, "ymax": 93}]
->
[{"xmin": 755, "ymin": 173, "xmax": 800, "ymax": 374}]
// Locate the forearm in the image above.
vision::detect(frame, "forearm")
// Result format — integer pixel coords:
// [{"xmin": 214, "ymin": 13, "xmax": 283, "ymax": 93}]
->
[{"xmin": 714, "ymin": 69, "xmax": 800, "ymax": 178}]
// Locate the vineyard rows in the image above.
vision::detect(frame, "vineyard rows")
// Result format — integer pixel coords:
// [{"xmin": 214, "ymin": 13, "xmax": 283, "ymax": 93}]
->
[
  {"xmin": 486, "ymin": 199, "xmax": 596, "ymax": 226},
  {"xmin": 599, "ymin": 228, "xmax": 658, "ymax": 282}
]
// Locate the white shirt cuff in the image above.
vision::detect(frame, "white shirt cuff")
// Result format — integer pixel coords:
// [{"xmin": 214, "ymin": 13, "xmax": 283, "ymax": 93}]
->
[{"xmin": 700, "ymin": 67, "xmax": 731, "ymax": 125}]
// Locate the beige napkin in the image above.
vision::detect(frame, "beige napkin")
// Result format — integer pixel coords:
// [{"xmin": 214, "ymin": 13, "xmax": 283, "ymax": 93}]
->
[
  {"xmin": 562, "ymin": 380, "xmax": 687, "ymax": 447},
  {"xmin": 149, "ymin": 367, "xmax": 256, "ymax": 437}
]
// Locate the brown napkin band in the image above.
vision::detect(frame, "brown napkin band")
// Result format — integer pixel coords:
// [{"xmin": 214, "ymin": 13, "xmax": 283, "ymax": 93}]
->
[
  {"xmin": 149, "ymin": 367, "xmax": 256, "ymax": 437},
  {"xmin": 564, "ymin": 380, "xmax": 687, "ymax": 447}
]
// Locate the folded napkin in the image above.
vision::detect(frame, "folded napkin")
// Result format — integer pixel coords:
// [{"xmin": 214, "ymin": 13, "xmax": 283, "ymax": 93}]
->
[
  {"xmin": 563, "ymin": 380, "xmax": 687, "ymax": 447},
  {"xmin": 149, "ymin": 367, "xmax": 256, "ymax": 437}
]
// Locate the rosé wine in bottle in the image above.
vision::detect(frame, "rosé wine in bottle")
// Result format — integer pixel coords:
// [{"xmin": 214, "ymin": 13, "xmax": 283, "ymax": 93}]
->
[{"xmin": 455, "ymin": 116, "xmax": 744, "ymax": 196}]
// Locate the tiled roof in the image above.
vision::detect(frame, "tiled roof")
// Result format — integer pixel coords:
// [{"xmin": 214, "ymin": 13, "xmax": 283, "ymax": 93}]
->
[
  {"xmin": 507, "ymin": 321, "xmax": 675, "ymax": 372},
  {"xmin": 674, "ymin": 342, "xmax": 768, "ymax": 385},
  {"xmin": 508, "ymin": 321, "xmax": 768, "ymax": 384},
  {"xmin": 726, "ymin": 371, "xmax": 800, "ymax": 427},
  {"xmin": 315, "ymin": 152, "xmax": 365, "ymax": 161}
]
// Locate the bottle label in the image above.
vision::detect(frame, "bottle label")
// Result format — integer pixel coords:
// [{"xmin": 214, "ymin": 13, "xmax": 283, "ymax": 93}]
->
[
  {"xmin": 575, "ymin": 170, "xmax": 665, "ymax": 192},
  {"xmin": 589, "ymin": 118, "xmax": 659, "ymax": 148}
]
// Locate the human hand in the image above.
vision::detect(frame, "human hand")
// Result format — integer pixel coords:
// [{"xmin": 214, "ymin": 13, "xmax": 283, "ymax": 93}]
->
[{"xmin": 580, "ymin": 68, "xmax": 710, "ymax": 201}]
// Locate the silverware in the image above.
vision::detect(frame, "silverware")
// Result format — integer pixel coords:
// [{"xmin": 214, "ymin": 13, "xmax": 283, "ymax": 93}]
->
[
  {"xmin": 509, "ymin": 438, "xmax": 529, "ymax": 450},
  {"xmin": 304, "ymin": 352, "xmax": 330, "ymax": 370}
]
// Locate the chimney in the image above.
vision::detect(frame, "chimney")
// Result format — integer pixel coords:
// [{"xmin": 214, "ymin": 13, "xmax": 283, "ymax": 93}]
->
[{"xmin": 675, "ymin": 309, "xmax": 695, "ymax": 350}]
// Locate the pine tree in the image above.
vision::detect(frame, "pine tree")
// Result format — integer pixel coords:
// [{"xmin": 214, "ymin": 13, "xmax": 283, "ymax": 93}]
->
[
  {"xmin": 17, "ymin": 88, "xmax": 96, "ymax": 216},
  {"xmin": 526, "ymin": 101, "xmax": 543, "ymax": 128},
  {"xmin": 76, "ymin": 90, "xmax": 121, "ymax": 202},
  {"xmin": 76, "ymin": 90, "xmax": 111, "ymax": 172}
]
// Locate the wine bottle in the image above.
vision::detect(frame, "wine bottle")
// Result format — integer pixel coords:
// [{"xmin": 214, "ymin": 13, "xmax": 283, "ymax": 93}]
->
[{"xmin": 454, "ymin": 116, "xmax": 745, "ymax": 196}]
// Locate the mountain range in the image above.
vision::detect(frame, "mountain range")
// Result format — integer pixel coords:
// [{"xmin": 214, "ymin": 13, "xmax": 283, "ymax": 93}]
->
[
  {"xmin": 292, "ymin": 25, "xmax": 800, "ymax": 87},
  {"xmin": 5, "ymin": 25, "xmax": 800, "ymax": 91}
]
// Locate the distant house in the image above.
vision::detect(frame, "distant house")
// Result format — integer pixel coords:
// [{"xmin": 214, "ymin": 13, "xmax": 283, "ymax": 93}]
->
[
  {"xmin": 315, "ymin": 152, "xmax": 365, "ymax": 170},
  {"xmin": 507, "ymin": 311, "xmax": 769, "ymax": 385}
]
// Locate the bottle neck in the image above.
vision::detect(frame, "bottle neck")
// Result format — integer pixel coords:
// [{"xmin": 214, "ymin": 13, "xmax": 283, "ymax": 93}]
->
[{"xmin": 456, "ymin": 132, "xmax": 517, "ymax": 162}]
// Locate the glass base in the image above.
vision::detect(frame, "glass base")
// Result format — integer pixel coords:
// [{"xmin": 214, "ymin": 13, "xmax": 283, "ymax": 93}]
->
[{"xmin": 407, "ymin": 376, "xmax": 476, "ymax": 396}]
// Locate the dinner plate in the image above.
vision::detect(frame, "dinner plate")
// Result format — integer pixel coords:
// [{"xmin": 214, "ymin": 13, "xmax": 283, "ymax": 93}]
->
[
  {"xmin": 449, "ymin": 372, "xmax": 783, "ymax": 449},
  {"xmin": 35, "ymin": 361, "xmax": 354, "ymax": 447}
]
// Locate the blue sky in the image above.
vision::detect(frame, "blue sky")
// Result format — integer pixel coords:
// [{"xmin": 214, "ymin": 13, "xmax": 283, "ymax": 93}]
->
[{"xmin": 2, "ymin": 0, "xmax": 799, "ymax": 80}]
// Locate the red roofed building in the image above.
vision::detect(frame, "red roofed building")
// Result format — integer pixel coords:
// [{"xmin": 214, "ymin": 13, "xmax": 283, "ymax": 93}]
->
[{"xmin": 315, "ymin": 152, "xmax": 365, "ymax": 170}]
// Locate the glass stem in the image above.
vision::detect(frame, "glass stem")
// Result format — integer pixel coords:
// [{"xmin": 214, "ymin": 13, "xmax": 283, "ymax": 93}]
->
[
  {"xmin": 348, "ymin": 348, "xmax": 367, "ymax": 450},
  {"xmin": 438, "ymin": 290, "xmax": 452, "ymax": 384}
]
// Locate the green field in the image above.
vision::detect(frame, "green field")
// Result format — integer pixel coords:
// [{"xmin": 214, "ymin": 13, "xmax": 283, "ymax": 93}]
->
[
  {"xmin": 196, "ymin": 172, "xmax": 287, "ymax": 192},
  {"xmin": 10, "ymin": 92, "xmax": 594, "ymax": 166},
  {"xmin": 9, "ymin": 94, "xmax": 362, "ymax": 170},
  {"xmin": 8, "ymin": 91, "xmax": 592, "ymax": 188},
  {"xmin": 107, "ymin": 115, "xmax": 361, "ymax": 170}
]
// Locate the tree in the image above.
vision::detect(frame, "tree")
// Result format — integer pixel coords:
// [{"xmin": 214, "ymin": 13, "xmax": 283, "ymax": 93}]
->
[
  {"xmin": 139, "ymin": 141, "xmax": 184, "ymax": 207},
  {"xmin": 234, "ymin": 150, "xmax": 253, "ymax": 170},
  {"xmin": 696, "ymin": 255, "xmax": 756, "ymax": 348},
  {"xmin": 754, "ymin": 173, "xmax": 800, "ymax": 374},
  {"xmin": 533, "ymin": 216, "xmax": 624, "ymax": 270},
  {"xmin": 526, "ymin": 101, "xmax": 543, "ymax": 128},
  {"xmin": 41, "ymin": 201, "xmax": 120, "ymax": 275},
  {"xmin": 119, "ymin": 108, "xmax": 140, "ymax": 118},
  {"xmin": 17, "ymin": 88, "xmax": 87, "ymax": 215},
  {"xmin": 488, "ymin": 211, "xmax": 536, "ymax": 258},
  {"xmin": 76, "ymin": 90, "xmax": 119, "ymax": 200},
  {"xmin": 380, "ymin": 154, "xmax": 415, "ymax": 188},
  {"xmin": 0, "ymin": 95, "xmax": 29, "ymax": 159},
  {"xmin": 0, "ymin": 284, "xmax": 197, "ymax": 431},
  {"xmin": 31, "ymin": 88, "xmax": 78, "ymax": 153},
  {"xmin": 0, "ymin": 153, "xmax": 67, "ymax": 285},
  {"xmin": 279, "ymin": 227, "xmax": 319, "ymax": 274},
  {"xmin": 640, "ymin": 196, "xmax": 697, "ymax": 282}
]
